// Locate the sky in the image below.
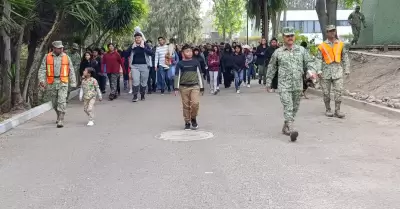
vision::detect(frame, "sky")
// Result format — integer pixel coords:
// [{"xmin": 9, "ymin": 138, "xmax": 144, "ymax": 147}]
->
[{"xmin": 200, "ymin": 0, "xmax": 213, "ymax": 17}]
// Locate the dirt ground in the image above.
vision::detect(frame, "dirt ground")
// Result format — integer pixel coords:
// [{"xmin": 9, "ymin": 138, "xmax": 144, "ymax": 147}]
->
[{"xmin": 344, "ymin": 52, "xmax": 400, "ymax": 98}]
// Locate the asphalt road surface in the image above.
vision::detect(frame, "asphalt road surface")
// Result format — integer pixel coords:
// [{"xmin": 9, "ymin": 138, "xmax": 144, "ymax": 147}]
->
[{"xmin": 1, "ymin": 85, "xmax": 400, "ymax": 209}]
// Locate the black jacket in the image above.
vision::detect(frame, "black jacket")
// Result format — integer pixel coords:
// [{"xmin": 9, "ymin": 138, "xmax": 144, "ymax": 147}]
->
[
  {"xmin": 265, "ymin": 46, "xmax": 279, "ymax": 66},
  {"xmin": 221, "ymin": 52, "xmax": 234, "ymax": 70},
  {"xmin": 232, "ymin": 53, "xmax": 246, "ymax": 71},
  {"xmin": 79, "ymin": 59, "xmax": 98, "ymax": 77},
  {"xmin": 194, "ymin": 54, "xmax": 206, "ymax": 73},
  {"xmin": 255, "ymin": 45, "xmax": 268, "ymax": 65}
]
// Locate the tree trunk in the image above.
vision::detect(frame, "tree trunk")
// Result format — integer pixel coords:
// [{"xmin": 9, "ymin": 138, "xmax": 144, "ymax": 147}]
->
[
  {"xmin": 11, "ymin": 27, "xmax": 25, "ymax": 109},
  {"xmin": 22, "ymin": 11, "xmax": 63, "ymax": 103},
  {"xmin": 283, "ymin": 9, "xmax": 287, "ymax": 27},
  {"xmin": 0, "ymin": 0, "xmax": 12, "ymax": 112},
  {"xmin": 326, "ymin": 0, "xmax": 337, "ymax": 26},
  {"xmin": 263, "ymin": 0, "xmax": 269, "ymax": 40},
  {"xmin": 316, "ymin": 0, "xmax": 328, "ymax": 40},
  {"xmin": 276, "ymin": 11, "xmax": 282, "ymax": 35}
]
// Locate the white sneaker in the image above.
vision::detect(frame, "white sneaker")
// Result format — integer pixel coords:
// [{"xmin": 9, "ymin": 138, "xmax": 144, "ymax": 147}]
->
[
  {"xmin": 128, "ymin": 89, "xmax": 132, "ymax": 94},
  {"xmin": 87, "ymin": 121, "xmax": 94, "ymax": 126},
  {"xmin": 236, "ymin": 90, "xmax": 240, "ymax": 94},
  {"xmin": 210, "ymin": 90, "xmax": 214, "ymax": 94},
  {"xmin": 247, "ymin": 84, "xmax": 250, "ymax": 88}
]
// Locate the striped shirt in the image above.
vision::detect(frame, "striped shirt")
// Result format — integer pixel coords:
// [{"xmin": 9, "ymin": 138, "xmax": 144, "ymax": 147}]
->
[{"xmin": 155, "ymin": 45, "xmax": 169, "ymax": 68}]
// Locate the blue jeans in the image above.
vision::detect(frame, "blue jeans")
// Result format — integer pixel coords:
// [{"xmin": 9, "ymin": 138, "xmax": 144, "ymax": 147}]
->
[
  {"xmin": 157, "ymin": 66, "xmax": 170, "ymax": 92},
  {"xmin": 234, "ymin": 70, "xmax": 244, "ymax": 90},
  {"xmin": 247, "ymin": 65, "xmax": 254, "ymax": 83}
]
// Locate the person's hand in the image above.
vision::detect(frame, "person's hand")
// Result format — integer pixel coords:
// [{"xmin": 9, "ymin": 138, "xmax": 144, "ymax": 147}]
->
[
  {"xmin": 140, "ymin": 41, "xmax": 144, "ymax": 48},
  {"xmin": 200, "ymin": 88, "xmax": 205, "ymax": 96},
  {"xmin": 317, "ymin": 73, "xmax": 322, "ymax": 78},
  {"xmin": 155, "ymin": 67, "xmax": 158, "ymax": 71},
  {"xmin": 260, "ymin": 52, "xmax": 264, "ymax": 55},
  {"xmin": 174, "ymin": 90, "xmax": 179, "ymax": 96},
  {"xmin": 79, "ymin": 97, "xmax": 83, "ymax": 102},
  {"xmin": 99, "ymin": 97, "xmax": 103, "ymax": 101}
]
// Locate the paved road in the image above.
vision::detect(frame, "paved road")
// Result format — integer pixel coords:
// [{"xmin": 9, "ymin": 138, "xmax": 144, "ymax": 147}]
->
[{"xmin": 1, "ymin": 85, "xmax": 400, "ymax": 209}]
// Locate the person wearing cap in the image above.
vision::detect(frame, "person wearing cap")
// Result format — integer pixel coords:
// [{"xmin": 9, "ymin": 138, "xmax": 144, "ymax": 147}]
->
[
  {"xmin": 38, "ymin": 41, "xmax": 77, "ymax": 128},
  {"xmin": 316, "ymin": 25, "xmax": 350, "ymax": 119},
  {"xmin": 129, "ymin": 32, "xmax": 153, "ymax": 102},
  {"xmin": 266, "ymin": 27, "xmax": 316, "ymax": 142},
  {"xmin": 348, "ymin": 5, "xmax": 366, "ymax": 45},
  {"xmin": 68, "ymin": 43, "xmax": 81, "ymax": 85}
]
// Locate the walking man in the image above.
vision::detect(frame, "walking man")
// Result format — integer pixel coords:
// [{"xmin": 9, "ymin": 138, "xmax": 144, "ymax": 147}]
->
[
  {"xmin": 129, "ymin": 33, "xmax": 153, "ymax": 102},
  {"xmin": 316, "ymin": 25, "xmax": 350, "ymax": 118},
  {"xmin": 154, "ymin": 36, "xmax": 171, "ymax": 94},
  {"xmin": 38, "ymin": 41, "xmax": 77, "ymax": 128},
  {"xmin": 266, "ymin": 27, "xmax": 316, "ymax": 142},
  {"xmin": 256, "ymin": 38, "xmax": 268, "ymax": 85},
  {"xmin": 348, "ymin": 5, "xmax": 366, "ymax": 45}
]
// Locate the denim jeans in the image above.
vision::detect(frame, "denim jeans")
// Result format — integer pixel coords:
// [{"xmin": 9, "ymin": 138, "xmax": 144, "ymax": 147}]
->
[
  {"xmin": 247, "ymin": 65, "xmax": 255, "ymax": 84},
  {"xmin": 157, "ymin": 66, "xmax": 170, "ymax": 93},
  {"xmin": 234, "ymin": 69, "xmax": 244, "ymax": 90}
]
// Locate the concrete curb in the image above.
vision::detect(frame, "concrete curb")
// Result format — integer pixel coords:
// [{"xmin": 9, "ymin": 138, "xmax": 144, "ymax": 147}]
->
[
  {"xmin": 307, "ymin": 88, "xmax": 400, "ymax": 119},
  {"xmin": 349, "ymin": 51, "xmax": 400, "ymax": 58},
  {"xmin": 0, "ymin": 89, "xmax": 80, "ymax": 134}
]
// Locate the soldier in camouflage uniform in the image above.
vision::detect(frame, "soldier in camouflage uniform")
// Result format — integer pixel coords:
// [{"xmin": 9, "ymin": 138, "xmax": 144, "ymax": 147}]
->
[
  {"xmin": 348, "ymin": 5, "xmax": 366, "ymax": 45},
  {"xmin": 316, "ymin": 25, "xmax": 350, "ymax": 118},
  {"xmin": 67, "ymin": 43, "xmax": 81, "ymax": 102},
  {"xmin": 266, "ymin": 27, "xmax": 316, "ymax": 142},
  {"xmin": 38, "ymin": 41, "xmax": 77, "ymax": 128}
]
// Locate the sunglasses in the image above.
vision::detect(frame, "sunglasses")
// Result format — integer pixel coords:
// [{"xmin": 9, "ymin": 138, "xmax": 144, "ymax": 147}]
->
[{"xmin": 284, "ymin": 35, "xmax": 294, "ymax": 38}]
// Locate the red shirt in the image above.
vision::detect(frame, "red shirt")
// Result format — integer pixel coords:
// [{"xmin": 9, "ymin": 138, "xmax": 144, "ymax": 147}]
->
[
  {"xmin": 207, "ymin": 54, "xmax": 220, "ymax": 71},
  {"xmin": 101, "ymin": 51, "xmax": 123, "ymax": 74}
]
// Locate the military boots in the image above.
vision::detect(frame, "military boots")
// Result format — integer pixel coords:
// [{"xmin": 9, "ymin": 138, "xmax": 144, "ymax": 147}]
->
[
  {"xmin": 287, "ymin": 121, "xmax": 299, "ymax": 142},
  {"xmin": 56, "ymin": 111, "xmax": 60, "ymax": 124},
  {"xmin": 57, "ymin": 113, "xmax": 65, "ymax": 128},
  {"xmin": 325, "ymin": 101, "xmax": 334, "ymax": 117},
  {"xmin": 282, "ymin": 121, "xmax": 290, "ymax": 136},
  {"xmin": 334, "ymin": 101, "xmax": 345, "ymax": 118}
]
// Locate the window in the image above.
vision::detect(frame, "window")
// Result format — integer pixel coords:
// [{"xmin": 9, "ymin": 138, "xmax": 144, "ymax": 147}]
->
[
  {"xmin": 314, "ymin": 21, "xmax": 321, "ymax": 33},
  {"xmin": 337, "ymin": 20, "xmax": 350, "ymax": 26}
]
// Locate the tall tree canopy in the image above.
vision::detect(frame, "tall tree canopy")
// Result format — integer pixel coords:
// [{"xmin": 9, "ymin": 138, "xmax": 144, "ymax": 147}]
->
[
  {"xmin": 143, "ymin": 0, "xmax": 202, "ymax": 43},
  {"xmin": 212, "ymin": 0, "xmax": 245, "ymax": 41}
]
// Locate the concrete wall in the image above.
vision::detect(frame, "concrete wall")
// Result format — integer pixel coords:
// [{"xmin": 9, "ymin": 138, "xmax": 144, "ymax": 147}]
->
[{"xmin": 359, "ymin": 0, "xmax": 400, "ymax": 45}]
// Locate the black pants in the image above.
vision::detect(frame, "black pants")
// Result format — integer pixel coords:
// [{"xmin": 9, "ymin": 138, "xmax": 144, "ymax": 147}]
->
[
  {"xmin": 108, "ymin": 73, "xmax": 120, "ymax": 95},
  {"xmin": 223, "ymin": 67, "xmax": 233, "ymax": 88},
  {"xmin": 97, "ymin": 75, "xmax": 107, "ymax": 93},
  {"xmin": 147, "ymin": 66, "xmax": 157, "ymax": 92}
]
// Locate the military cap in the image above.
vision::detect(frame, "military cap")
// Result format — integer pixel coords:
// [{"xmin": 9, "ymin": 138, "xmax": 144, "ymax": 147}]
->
[
  {"xmin": 72, "ymin": 43, "xmax": 79, "ymax": 49},
  {"xmin": 52, "ymin": 41, "xmax": 64, "ymax": 48},
  {"xmin": 282, "ymin": 27, "xmax": 295, "ymax": 36},
  {"xmin": 326, "ymin": 25, "xmax": 336, "ymax": 31}
]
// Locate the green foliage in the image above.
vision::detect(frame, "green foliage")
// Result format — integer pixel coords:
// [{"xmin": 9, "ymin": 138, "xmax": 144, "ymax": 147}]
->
[
  {"xmin": 342, "ymin": 0, "xmax": 362, "ymax": 9},
  {"xmin": 213, "ymin": 0, "xmax": 245, "ymax": 39}
]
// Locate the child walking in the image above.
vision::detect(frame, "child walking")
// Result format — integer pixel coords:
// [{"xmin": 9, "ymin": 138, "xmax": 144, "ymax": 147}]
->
[
  {"xmin": 79, "ymin": 67, "xmax": 102, "ymax": 126},
  {"xmin": 174, "ymin": 44, "xmax": 204, "ymax": 130}
]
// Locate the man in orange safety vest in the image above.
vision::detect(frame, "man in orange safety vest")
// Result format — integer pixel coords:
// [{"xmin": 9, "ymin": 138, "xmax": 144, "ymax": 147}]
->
[
  {"xmin": 38, "ymin": 41, "xmax": 77, "ymax": 128},
  {"xmin": 316, "ymin": 25, "xmax": 350, "ymax": 119}
]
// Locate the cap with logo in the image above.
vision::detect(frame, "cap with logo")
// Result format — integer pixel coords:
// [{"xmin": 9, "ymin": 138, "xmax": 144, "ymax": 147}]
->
[{"xmin": 282, "ymin": 27, "xmax": 295, "ymax": 36}]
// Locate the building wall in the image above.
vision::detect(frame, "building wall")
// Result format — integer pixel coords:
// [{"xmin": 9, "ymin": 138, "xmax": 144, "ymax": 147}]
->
[{"xmin": 359, "ymin": 0, "xmax": 400, "ymax": 45}]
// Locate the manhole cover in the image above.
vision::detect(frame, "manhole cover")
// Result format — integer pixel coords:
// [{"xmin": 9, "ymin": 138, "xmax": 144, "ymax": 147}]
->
[{"xmin": 156, "ymin": 130, "xmax": 214, "ymax": 142}]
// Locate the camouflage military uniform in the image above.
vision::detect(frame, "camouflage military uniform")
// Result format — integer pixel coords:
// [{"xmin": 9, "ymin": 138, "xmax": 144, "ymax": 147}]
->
[
  {"xmin": 348, "ymin": 6, "xmax": 366, "ymax": 45},
  {"xmin": 316, "ymin": 39, "xmax": 350, "ymax": 118},
  {"xmin": 266, "ymin": 27, "xmax": 315, "ymax": 140},
  {"xmin": 69, "ymin": 51, "xmax": 81, "ymax": 85},
  {"xmin": 38, "ymin": 51, "xmax": 76, "ymax": 127},
  {"xmin": 79, "ymin": 77, "xmax": 102, "ymax": 121}
]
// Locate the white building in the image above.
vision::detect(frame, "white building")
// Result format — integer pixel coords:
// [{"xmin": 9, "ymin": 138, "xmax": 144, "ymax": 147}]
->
[{"xmin": 279, "ymin": 10, "xmax": 353, "ymax": 44}]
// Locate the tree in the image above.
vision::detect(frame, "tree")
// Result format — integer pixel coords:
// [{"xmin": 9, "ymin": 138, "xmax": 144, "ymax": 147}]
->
[
  {"xmin": 246, "ymin": 0, "xmax": 286, "ymax": 40},
  {"xmin": 213, "ymin": 0, "xmax": 245, "ymax": 41},
  {"xmin": 315, "ymin": 0, "xmax": 362, "ymax": 40},
  {"xmin": 143, "ymin": 0, "xmax": 201, "ymax": 43}
]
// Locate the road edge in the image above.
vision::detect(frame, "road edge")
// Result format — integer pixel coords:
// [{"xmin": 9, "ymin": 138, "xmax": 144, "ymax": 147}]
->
[
  {"xmin": 0, "ymin": 89, "xmax": 80, "ymax": 134},
  {"xmin": 307, "ymin": 88, "xmax": 400, "ymax": 119}
]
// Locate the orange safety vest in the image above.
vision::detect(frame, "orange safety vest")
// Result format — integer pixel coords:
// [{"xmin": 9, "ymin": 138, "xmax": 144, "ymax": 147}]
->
[
  {"xmin": 46, "ymin": 53, "xmax": 70, "ymax": 84},
  {"xmin": 318, "ymin": 41, "xmax": 344, "ymax": 64}
]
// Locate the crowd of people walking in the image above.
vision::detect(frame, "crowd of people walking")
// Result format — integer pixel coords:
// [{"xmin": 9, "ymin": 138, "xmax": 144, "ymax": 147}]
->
[{"xmin": 38, "ymin": 25, "xmax": 349, "ymax": 142}]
